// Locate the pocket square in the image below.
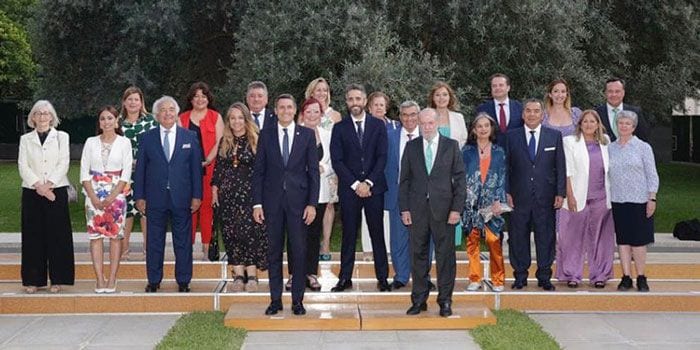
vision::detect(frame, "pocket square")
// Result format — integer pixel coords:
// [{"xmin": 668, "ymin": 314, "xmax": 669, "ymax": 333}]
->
[
  {"xmin": 182, "ymin": 143, "xmax": 191, "ymax": 149},
  {"xmin": 544, "ymin": 147, "xmax": 556, "ymax": 151}
]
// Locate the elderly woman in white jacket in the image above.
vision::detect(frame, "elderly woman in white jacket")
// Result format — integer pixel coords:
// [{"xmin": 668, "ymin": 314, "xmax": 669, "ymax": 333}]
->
[
  {"xmin": 80, "ymin": 106, "xmax": 132, "ymax": 293},
  {"xmin": 556, "ymin": 110, "xmax": 615, "ymax": 289},
  {"xmin": 18, "ymin": 100, "xmax": 74, "ymax": 294}
]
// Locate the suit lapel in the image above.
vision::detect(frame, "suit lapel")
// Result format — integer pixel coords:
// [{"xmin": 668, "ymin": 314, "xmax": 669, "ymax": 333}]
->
[
  {"xmin": 535, "ymin": 128, "xmax": 547, "ymax": 162},
  {"xmin": 287, "ymin": 127, "xmax": 303, "ymax": 167},
  {"xmin": 269, "ymin": 124, "xmax": 285, "ymax": 166},
  {"xmin": 169, "ymin": 128, "xmax": 185, "ymax": 163},
  {"xmin": 348, "ymin": 117, "xmax": 363, "ymax": 151}
]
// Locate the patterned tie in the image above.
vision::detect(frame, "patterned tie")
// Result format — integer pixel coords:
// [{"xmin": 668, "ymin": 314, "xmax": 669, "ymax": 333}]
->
[
  {"xmin": 611, "ymin": 108, "xmax": 619, "ymax": 137},
  {"xmin": 282, "ymin": 128, "xmax": 289, "ymax": 166},
  {"xmin": 253, "ymin": 113, "xmax": 260, "ymax": 128},
  {"xmin": 356, "ymin": 121, "xmax": 364, "ymax": 145},
  {"xmin": 425, "ymin": 139, "xmax": 434, "ymax": 175},
  {"xmin": 528, "ymin": 130, "xmax": 536, "ymax": 162},
  {"xmin": 498, "ymin": 103, "xmax": 507, "ymax": 133},
  {"xmin": 162, "ymin": 129, "xmax": 171, "ymax": 161}
]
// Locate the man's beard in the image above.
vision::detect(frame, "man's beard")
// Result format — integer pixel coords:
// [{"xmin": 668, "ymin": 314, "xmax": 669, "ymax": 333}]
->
[{"xmin": 350, "ymin": 106, "xmax": 363, "ymax": 117}]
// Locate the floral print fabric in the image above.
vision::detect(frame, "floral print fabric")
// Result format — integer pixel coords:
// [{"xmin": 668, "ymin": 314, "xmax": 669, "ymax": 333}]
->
[{"xmin": 85, "ymin": 170, "xmax": 128, "ymax": 240}]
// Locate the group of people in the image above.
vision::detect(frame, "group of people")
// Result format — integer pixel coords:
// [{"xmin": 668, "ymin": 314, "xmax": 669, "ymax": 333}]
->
[{"xmin": 18, "ymin": 74, "xmax": 658, "ymax": 318}]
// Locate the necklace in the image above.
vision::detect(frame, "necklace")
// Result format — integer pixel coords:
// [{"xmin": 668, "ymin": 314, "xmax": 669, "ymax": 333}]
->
[{"xmin": 478, "ymin": 142, "xmax": 491, "ymax": 155}]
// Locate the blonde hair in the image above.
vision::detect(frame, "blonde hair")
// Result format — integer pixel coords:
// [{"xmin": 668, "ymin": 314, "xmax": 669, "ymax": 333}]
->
[
  {"xmin": 220, "ymin": 102, "xmax": 259, "ymax": 156},
  {"xmin": 119, "ymin": 86, "xmax": 148, "ymax": 117},
  {"xmin": 575, "ymin": 109, "xmax": 609, "ymax": 145},
  {"xmin": 544, "ymin": 79, "xmax": 572, "ymax": 111},
  {"xmin": 304, "ymin": 77, "xmax": 332, "ymax": 108}
]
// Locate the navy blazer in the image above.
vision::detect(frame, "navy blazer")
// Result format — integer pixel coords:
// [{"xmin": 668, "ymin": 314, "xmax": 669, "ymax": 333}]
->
[
  {"xmin": 505, "ymin": 126, "xmax": 566, "ymax": 207},
  {"xmin": 330, "ymin": 113, "xmax": 388, "ymax": 196},
  {"xmin": 252, "ymin": 123, "xmax": 320, "ymax": 215},
  {"xmin": 594, "ymin": 103, "xmax": 648, "ymax": 142},
  {"xmin": 476, "ymin": 99, "xmax": 524, "ymax": 146},
  {"xmin": 383, "ymin": 127, "xmax": 402, "ymax": 210},
  {"xmin": 133, "ymin": 126, "xmax": 203, "ymax": 209}
]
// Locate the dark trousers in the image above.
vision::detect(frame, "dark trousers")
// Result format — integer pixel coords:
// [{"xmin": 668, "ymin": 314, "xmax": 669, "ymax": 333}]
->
[
  {"xmin": 21, "ymin": 187, "xmax": 74, "ymax": 287},
  {"xmin": 267, "ymin": 195, "xmax": 307, "ymax": 304},
  {"xmin": 338, "ymin": 193, "xmax": 388, "ymax": 281},
  {"xmin": 288, "ymin": 203, "xmax": 326, "ymax": 276},
  {"xmin": 146, "ymin": 191, "xmax": 193, "ymax": 285},
  {"xmin": 508, "ymin": 203, "xmax": 556, "ymax": 283},
  {"xmin": 410, "ymin": 216, "xmax": 456, "ymax": 305}
]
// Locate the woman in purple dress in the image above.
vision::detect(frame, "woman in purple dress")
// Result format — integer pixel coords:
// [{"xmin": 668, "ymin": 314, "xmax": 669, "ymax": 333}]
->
[
  {"xmin": 543, "ymin": 79, "xmax": 582, "ymax": 137},
  {"xmin": 557, "ymin": 110, "xmax": 615, "ymax": 288}
]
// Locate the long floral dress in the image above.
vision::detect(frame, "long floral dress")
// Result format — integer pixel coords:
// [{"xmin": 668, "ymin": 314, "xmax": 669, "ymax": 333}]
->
[
  {"xmin": 120, "ymin": 113, "xmax": 158, "ymax": 218},
  {"xmin": 211, "ymin": 135, "xmax": 269, "ymax": 269}
]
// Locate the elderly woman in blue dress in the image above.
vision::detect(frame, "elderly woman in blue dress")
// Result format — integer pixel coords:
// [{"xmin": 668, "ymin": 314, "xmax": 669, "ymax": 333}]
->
[{"xmin": 608, "ymin": 110, "xmax": 659, "ymax": 292}]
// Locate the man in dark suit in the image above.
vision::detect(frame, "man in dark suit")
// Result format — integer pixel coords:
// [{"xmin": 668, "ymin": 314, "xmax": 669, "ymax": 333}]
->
[
  {"xmin": 330, "ymin": 83, "xmax": 390, "ymax": 292},
  {"xmin": 246, "ymin": 81, "xmax": 277, "ymax": 129},
  {"xmin": 384, "ymin": 100, "xmax": 421, "ymax": 291},
  {"xmin": 506, "ymin": 99, "xmax": 566, "ymax": 291},
  {"xmin": 134, "ymin": 96, "xmax": 203, "ymax": 293},
  {"xmin": 252, "ymin": 94, "xmax": 319, "ymax": 316},
  {"xmin": 476, "ymin": 73, "xmax": 524, "ymax": 146},
  {"xmin": 400, "ymin": 108, "xmax": 466, "ymax": 317},
  {"xmin": 594, "ymin": 77, "xmax": 649, "ymax": 142}
]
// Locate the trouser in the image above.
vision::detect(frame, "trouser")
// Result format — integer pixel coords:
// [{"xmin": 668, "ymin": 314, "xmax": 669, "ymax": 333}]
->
[{"xmin": 466, "ymin": 226, "xmax": 504, "ymax": 286}]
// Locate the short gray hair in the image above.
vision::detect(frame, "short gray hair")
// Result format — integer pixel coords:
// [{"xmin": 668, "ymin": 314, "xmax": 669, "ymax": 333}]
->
[
  {"xmin": 616, "ymin": 110, "xmax": 638, "ymax": 127},
  {"xmin": 27, "ymin": 100, "xmax": 60, "ymax": 129},
  {"xmin": 152, "ymin": 96, "xmax": 180, "ymax": 116},
  {"xmin": 246, "ymin": 81, "xmax": 268, "ymax": 96},
  {"xmin": 419, "ymin": 107, "xmax": 438, "ymax": 120},
  {"xmin": 399, "ymin": 100, "xmax": 420, "ymax": 111}
]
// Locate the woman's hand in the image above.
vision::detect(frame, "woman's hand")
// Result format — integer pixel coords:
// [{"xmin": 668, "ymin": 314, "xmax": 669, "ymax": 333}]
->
[
  {"xmin": 91, "ymin": 195, "xmax": 104, "ymax": 210},
  {"xmin": 492, "ymin": 201, "xmax": 503, "ymax": 216},
  {"xmin": 319, "ymin": 164, "xmax": 325, "ymax": 174},
  {"xmin": 646, "ymin": 200, "xmax": 656, "ymax": 218},
  {"xmin": 567, "ymin": 195, "xmax": 578, "ymax": 213}
]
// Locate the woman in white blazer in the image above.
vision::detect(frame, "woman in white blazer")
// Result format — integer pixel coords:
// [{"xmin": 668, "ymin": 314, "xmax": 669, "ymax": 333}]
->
[
  {"xmin": 18, "ymin": 100, "xmax": 74, "ymax": 294},
  {"xmin": 556, "ymin": 110, "xmax": 615, "ymax": 289},
  {"xmin": 80, "ymin": 106, "xmax": 133, "ymax": 293}
]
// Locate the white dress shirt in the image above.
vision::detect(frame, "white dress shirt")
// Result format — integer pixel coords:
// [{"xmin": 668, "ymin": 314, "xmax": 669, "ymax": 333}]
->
[
  {"xmin": 253, "ymin": 108, "xmax": 268, "ymax": 129},
  {"xmin": 277, "ymin": 121, "xmax": 296, "ymax": 157},
  {"xmin": 351, "ymin": 113, "xmax": 366, "ymax": 136},
  {"xmin": 494, "ymin": 97, "xmax": 512, "ymax": 127},
  {"xmin": 524, "ymin": 124, "xmax": 542, "ymax": 154},
  {"xmin": 159, "ymin": 125, "xmax": 177, "ymax": 160},
  {"xmin": 606, "ymin": 103, "xmax": 624, "ymax": 136}
]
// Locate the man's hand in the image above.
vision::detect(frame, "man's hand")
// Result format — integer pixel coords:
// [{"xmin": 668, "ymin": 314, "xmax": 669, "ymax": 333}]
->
[
  {"xmin": 303, "ymin": 205, "xmax": 316, "ymax": 225},
  {"xmin": 447, "ymin": 211, "xmax": 461, "ymax": 225},
  {"xmin": 136, "ymin": 199, "xmax": 146, "ymax": 214},
  {"xmin": 401, "ymin": 211, "xmax": 412, "ymax": 226},
  {"xmin": 253, "ymin": 207, "xmax": 265, "ymax": 224},
  {"xmin": 506, "ymin": 194, "xmax": 514, "ymax": 209},
  {"xmin": 554, "ymin": 196, "xmax": 564, "ymax": 209},
  {"xmin": 355, "ymin": 182, "xmax": 371, "ymax": 198},
  {"xmin": 191, "ymin": 199, "xmax": 201, "ymax": 213}
]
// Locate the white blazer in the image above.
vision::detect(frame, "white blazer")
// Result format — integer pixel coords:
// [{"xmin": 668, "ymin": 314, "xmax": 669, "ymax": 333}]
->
[
  {"xmin": 562, "ymin": 134, "xmax": 611, "ymax": 211},
  {"xmin": 317, "ymin": 127, "xmax": 335, "ymax": 204},
  {"xmin": 79, "ymin": 135, "xmax": 133, "ymax": 183},
  {"xmin": 18, "ymin": 128, "xmax": 71, "ymax": 189},
  {"xmin": 447, "ymin": 111, "xmax": 469, "ymax": 149}
]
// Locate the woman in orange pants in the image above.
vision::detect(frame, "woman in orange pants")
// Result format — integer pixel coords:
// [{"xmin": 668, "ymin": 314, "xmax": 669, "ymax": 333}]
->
[
  {"xmin": 461, "ymin": 113, "xmax": 507, "ymax": 292},
  {"xmin": 179, "ymin": 82, "xmax": 224, "ymax": 259}
]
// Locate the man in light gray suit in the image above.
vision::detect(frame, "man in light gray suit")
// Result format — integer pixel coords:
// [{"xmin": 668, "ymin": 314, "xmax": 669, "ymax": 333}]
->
[{"xmin": 399, "ymin": 108, "xmax": 466, "ymax": 317}]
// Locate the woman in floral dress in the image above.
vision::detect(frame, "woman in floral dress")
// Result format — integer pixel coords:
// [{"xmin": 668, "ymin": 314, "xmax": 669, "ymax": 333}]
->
[
  {"xmin": 80, "ymin": 106, "xmax": 133, "ymax": 293},
  {"xmin": 212, "ymin": 102, "xmax": 268, "ymax": 292}
]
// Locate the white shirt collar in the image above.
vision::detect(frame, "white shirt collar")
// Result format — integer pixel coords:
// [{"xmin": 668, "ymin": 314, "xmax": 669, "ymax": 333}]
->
[
  {"xmin": 160, "ymin": 124, "xmax": 176, "ymax": 133},
  {"xmin": 351, "ymin": 112, "xmax": 366, "ymax": 123}
]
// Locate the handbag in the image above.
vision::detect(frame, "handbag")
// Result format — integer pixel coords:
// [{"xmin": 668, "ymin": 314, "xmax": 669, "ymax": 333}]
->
[
  {"xmin": 67, "ymin": 183, "xmax": 78, "ymax": 203},
  {"xmin": 208, "ymin": 205, "xmax": 221, "ymax": 261}
]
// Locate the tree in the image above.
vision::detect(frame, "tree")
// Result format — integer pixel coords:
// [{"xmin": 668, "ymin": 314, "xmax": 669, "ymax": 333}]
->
[{"xmin": 0, "ymin": 0, "xmax": 37, "ymax": 102}]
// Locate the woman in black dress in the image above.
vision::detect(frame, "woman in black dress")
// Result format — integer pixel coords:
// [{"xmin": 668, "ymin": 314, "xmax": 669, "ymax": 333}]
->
[{"xmin": 212, "ymin": 102, "xmax": 268, "ymax": 292}]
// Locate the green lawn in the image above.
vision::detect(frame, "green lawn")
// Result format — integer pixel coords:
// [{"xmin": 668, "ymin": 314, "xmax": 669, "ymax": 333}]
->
[
  {"xmin": 471, "ymin": 309, "xmax": 560, "ymax": 350},
  {"xmin": 156, "ymin": 312, "xmax": 246, "ymax": 350},
  {"xmin": 1, "ymin": 161, "xmax": 697, "ymax": 237}
]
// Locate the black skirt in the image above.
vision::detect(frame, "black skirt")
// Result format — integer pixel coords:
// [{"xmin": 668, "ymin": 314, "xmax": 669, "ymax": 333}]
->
[{"xmin": 612, "ymin": 202, "xmax": 654, "ymax": 246}]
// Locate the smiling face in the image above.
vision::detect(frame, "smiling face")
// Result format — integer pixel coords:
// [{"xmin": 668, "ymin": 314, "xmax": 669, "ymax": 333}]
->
[
  {"xmin": 605, "ymin": 80, "xmax": 625, "ymax": 107},
  {"xmin": 616, "ymin": 117, "xmax": 635, "ymax": 138},
  {"xmin": 156, "ymin": 100, "xmax": 178, "ymax": 129},
  {"xmin": 246, "ymin": 87, "xmax": 268, "ymax": 113},
  {"xmin": 302, "ymin": 102, "xmax": 322, "ymax": 128},
  {"xmin": 548, "ymin": 83, "xmax": 568, "ymax": 106},
  {"xmin": 399, "ymin": 105, "xmax": 419, "ymax": 133},
  {"xmin": 432, "ymin": 87, "xmax": 450, "ymax": 109},
  {"xmin": 123, "ymin": 93, "xmax": 142, "ymax": 116},
  {"xmin": 345, "ymin": 89, "xmax": 367, "ymax": 118},
  {"xmin": 228, "ymin": 107, "xmax": 246, "ymax": 135},
  {"xmin": 99, "ymin": 110, "xmax": 118, "ymax": 134},
  {"xmin": 275, "ymin": 97, "xmax": 297, "ymax": 127},
  {"xmin": 312, "ymin": 81, "xmax": 329, "ymax": 108},
  {"xmin": 522, "ymin": 101, "xmax": 544, "ymax": 129},
  {"xmin": 368, "ymin": 96, "xmax": 387, "ymax": 119},
  {"xmin": 580, "ymin": 112, "xmax": 599, "ymax": 138},
  {"xmin": 419, "ymin": 109, "xmax": 438, "ymax": 141},
  {"xmin": 490, "ymin": 76, "xmax": 510, "ymax": 101},
  {"xmin": 32, "ymin": 108, "xmax": 52, "ymax": 132},
  {"xmin": 191, "ymin": 89, "xmax": 209, "ymax": 111},
  {"xmin": 473, "ymin": 117, "xmax": 493, "ymax": 141}
]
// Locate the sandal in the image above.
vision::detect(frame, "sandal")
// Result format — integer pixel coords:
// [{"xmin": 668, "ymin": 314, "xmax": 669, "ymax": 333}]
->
[
  {"xmin": 567, "ymin": 281, "xmax": 579, "ymax": 288},
  {"xmin": 24, "ymin": 286, "xmax": 37, "ymax": 294},
  {"xmin": 245, "ymin": 276, "xmax": 258, "ymax": 292},
  {"xmin": 231, "ymin": 276, "xmax": 245, "ymax": 292},
  {"xmin": 49, "ymin": 285, "xmax": 61, "ymax": 293},
  {"xmin": 594, "ymin": 281, "xmax": 606, "ymax": 289},
  {"xmin": 120, "ymin": 249, "xmax": 130, "ymax": 261},
  {"xmin": 306, "ymin": 274, "xmax": 321, "ymax": 292}
]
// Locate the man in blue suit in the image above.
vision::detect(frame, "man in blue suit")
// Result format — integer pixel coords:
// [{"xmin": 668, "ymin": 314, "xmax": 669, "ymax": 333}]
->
[
  {"xmin": 252, "ymin": 94, "xmax": 319, "ymax": 316},
  {"xmin": 246, "ymin": 81, "xmax": 277, "ymax": 130},
  {"xmin": 330, "ymin": 83, "xmax": 391, "ymax": 292},
  {"xmin": 476, "ymin": 73, "xmax": 523, "ymax": 146},
  {"xmin": 134, "ymin": 96, "xmax": 203, "ymax": 293},
  {"xmin": 506, "ymin": 99, "xmax": 565, "ymax": 291},
  {"xmin": 384, "ymin": 100, "xmax": 421, "ymax": 290}
]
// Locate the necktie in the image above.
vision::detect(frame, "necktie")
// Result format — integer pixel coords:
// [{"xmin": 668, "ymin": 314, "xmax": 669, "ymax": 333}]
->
[
  {"xmin": 611, "ymin": 108, "xmax": 619, "ymax": 137},
  {"xmin": 425, "ymin": 139, "xmax": 434, "ymax": 175},
  {"xmin": 282, "ymin": 128, "xmax": 289, "ymax": 166},
  {"xmin": 498, "ymin": 103, "xmax": 507, "ymax": 133},
  {"xmin": 162, "ymin": 129, "xmax": 171, "ymax": 161},
  {"xmin": 407, "ymin": 133, "xmax": 413, "ymax": 140},
  {"xmin": 528, "ymin": 130, "xmax": 536, "ymax": 162},
  {"xmin": 356, "ymin": 120, "xmax": 364, "ymax": 145},
  {"xmin": 253, "ymin": 113, "xmax": 260, "ymax": 128}
]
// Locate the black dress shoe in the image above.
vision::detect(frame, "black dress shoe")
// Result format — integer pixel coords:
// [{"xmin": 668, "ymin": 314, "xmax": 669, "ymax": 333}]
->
[
  {"xmin": 377, "ymin": 279, "xmax": 392, "ymax": 292},
  {"xmin": 264, "ymin": 302, "xmax": 283, "ymax": 315},
  {"xmin": 178, "ymin": 283, "xmax": 191, "ymax": 293},
  {"xmin": 637, "ymin": 275, "xmax": 650, "ymax": 292},
  {"xmin": 331, "ymin": 279, "xmax": 352, "ymax": 292},
  {"xmin": 292, "ymin": 302, "xmax": 306, "ymax": 315},
  {"xmin": 438, "ymin": 302, "xmax": 453, "ymax": 317},
  {"xmin": 511, "ymin": 280, "xmax": 526, "ymax": 290},
  {"xmin": 390, "ymin": 280, "xmax": 406, "ymax": 290},
  {"xmin": 541, "ymin": 281, "xmax": 556, "ymax": 291},
  {"xmin": 406, "ymin": 302, "xmax": 427, "ymax": 315},
  {"xmin": 428, "ymin": 281, "xmax": 437, "ymax": 291},
  {"xmin": 617, "ymin": 275, "xmax": 633, "ymax": 291},
  {"xmin": 144, "ymin": 283, "xmax": 160, "ymax": 293}
]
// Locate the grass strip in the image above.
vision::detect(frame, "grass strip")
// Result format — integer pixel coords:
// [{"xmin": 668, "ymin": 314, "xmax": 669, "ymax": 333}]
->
[
  {"xmin": 470, "ymin": 309, "xmax": 560, "ymax": 350},
  {"xmin": 156, "ymin": 311, "xmax": 246, "ymax": 350}
]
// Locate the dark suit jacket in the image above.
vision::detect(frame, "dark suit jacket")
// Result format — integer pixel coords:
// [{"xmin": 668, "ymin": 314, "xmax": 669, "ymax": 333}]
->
[
  {"xmin": 476, "ymin": 99, "xmax": 524, "ymax": 146},
  {"xmin": 505, "ymin": 126, "xmax": 566, "ymax": 208},
  {"xmin": 594, "ymin": 103, "xmax": 648, "ymax": 142},
  {"xmin": 133, "ymin": 126, "xmax": 203, "ymax": 209},
  {"xmin": 252, "ymin": 123, "xmax": 319, "ymax": 215},
  {"xmin": 384, "ymin": 127, "xmax": 402, "ymax": 210},
  {"xmin": 330, "ymin": 113, "xmax": 388, "ymax": 197},
  {"xmin": 399, "ymin": 135, "xmax": 466, "ymax": 225}
]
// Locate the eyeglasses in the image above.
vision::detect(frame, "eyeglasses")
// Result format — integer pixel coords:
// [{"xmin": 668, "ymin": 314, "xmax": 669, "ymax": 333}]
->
[
  {"xmin": 401, "ymin": 112, "xmax": 419, "ymax": 117},
  {"xmin": 33, "ymin": 111, "xmax": 51, "ymax": 117}
]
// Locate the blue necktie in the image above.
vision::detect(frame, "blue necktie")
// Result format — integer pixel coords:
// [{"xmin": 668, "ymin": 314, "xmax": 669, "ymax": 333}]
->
[
  {"xmin": 356, "ymin": 121, "xmax": 363, "ymax": 145},
  {"xmin": 163, "ymin": 129, "xmax": 171, "ymax": 161},
  {"xmin": 253, "ymin": 113, "xmax": 260, "ymax": 128},
  {"xmin": 282, "ymin": 128, "xmax": 289, "ymax": 166},
  {"xmin": 528, "ymin": 130, "xmax": 536, "ymax": 162}
]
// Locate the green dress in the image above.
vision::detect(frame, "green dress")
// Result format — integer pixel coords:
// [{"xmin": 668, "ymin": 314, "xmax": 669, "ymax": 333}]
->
[{"xmin": 120, "ymin": 113, "xmax": 158, "ymax": 217}]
